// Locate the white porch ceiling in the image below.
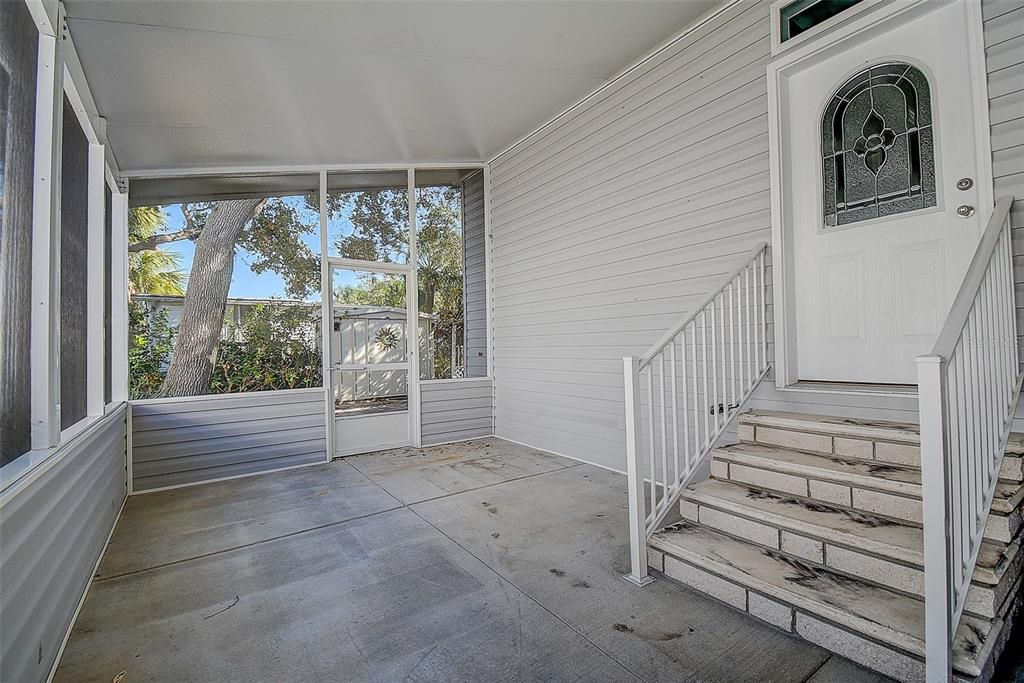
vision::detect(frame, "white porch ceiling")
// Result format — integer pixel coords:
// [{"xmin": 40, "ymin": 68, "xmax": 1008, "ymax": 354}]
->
[{"xmin": 63, "ymin": 0, "xmax": 719, "ymax": 174}]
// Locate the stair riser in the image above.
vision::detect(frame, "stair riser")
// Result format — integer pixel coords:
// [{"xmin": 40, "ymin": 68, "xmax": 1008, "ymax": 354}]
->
[
  {"xmin": 713, "ymin": 458, "xmax": 1021, "ymax": 543},
  {"xmin": 647, "ymin": 546, "xmax": 926, "ymax": 682},
  {"xmin": 738, "ymin": 423, "xmax": 1024, "ymax": 481},
  {"xmin": 681, "ymin": 498, "xmax": 1019, "ymax": 619},
  {"xmin": 681, "ymin": 499, "xmax": 923, "ymax": 593},
  {"xmin": 712, "ymin": 458, "xmax": 922, "ymax": 523}
]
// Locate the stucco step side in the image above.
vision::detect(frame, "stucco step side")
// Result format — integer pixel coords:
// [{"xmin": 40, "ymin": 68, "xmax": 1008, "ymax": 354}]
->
[
  {"xmin": 711, "ymin": 443, "xmax": 1024, "ymax": 541},
  {"xmin": 680, "ymin": 479, "xmax": 1024, "ymax": 618},
  {"xmin": 737, "ymin": 410, "xmax": 1024, "ymax": 476},
  {"xmin": 648, "ymin": 522, "xmax": 995, "ymax": 680}
]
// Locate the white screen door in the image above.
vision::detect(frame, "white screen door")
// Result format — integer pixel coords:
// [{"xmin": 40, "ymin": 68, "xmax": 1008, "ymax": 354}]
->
[{"xmin": 328, "ymin": 262, "xmax": 415, "ymax": 456}]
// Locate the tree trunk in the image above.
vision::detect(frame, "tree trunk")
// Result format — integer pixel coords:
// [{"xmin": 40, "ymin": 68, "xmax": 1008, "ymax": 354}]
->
[
  {"xmin": 422, "ymin": 283, "xmax": 435, "ymax": 314},
  {"xmin": 159, "ymin": 199, "xmax": 263, "ymax": 397}
]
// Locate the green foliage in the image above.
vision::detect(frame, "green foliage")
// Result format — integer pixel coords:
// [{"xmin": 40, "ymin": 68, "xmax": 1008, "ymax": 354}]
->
[
  {"xmin": 334, "ymin": 277, "xmax": 407, "ymax": 309},
  {"xmin": 336, "ymin": 189, "xmax": 409, "ymax": 263},
  {"xmin": 128, "ymin": 301, "xmax": 322, "ymax": 399},
  {"xmin": 236, "ymin": 196, "xmax": 320, "ymax": 299},
  {"xmin": 333, "ymin": 184, "xmax": 466, "ymax": 379},
  {"xmin": 210, "ymin": 304, "xmax": 322, "ymax": 394},
  {"xmin": 128, "ymin": 301, "xmax": 176, "ymax": 399},
  {"xmin": 128, "ymin": 206, "xmax": 186, "ymax": 295}
]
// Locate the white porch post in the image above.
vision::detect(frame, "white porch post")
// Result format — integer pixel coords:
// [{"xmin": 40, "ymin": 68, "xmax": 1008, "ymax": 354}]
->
[
  {"xmin": 30, "ymin": 20, "xmax": 63, "ymax": 449},
  {"xmin": 86, "ymin": 142, "xmax": 105, "ymax": 417},
  {"xmin": 623, "ymin": 356, "xmax": 653, "ymax": 586},
  {"xmin": 917, "ymin": 354, "xmax": 953, "ymax": 682}
]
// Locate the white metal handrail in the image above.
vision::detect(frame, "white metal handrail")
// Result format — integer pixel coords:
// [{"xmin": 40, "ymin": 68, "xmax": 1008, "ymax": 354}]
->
[
  {"xmin": 623, "ymin": 242, "xmax": 772, "ymax": 585},
  {"xmin": 919, "ymin": 196, "xmax": 1021, "ymax": 679}
]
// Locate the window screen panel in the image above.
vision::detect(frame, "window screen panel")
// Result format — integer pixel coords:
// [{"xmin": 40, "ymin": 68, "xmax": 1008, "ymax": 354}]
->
[
  {"xmin": 0, "ymin": 1, "xmax": 39, "ymax": 465},
  {"xmin": 60, "ymin": 96, "xmax": 89, "ymax": 430}
]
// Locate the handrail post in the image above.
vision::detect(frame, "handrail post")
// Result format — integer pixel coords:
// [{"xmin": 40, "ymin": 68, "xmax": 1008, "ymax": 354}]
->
[
  {"xmin": 623, "ymin": 356, "xmax": 654, "ymax": 586},
  {"xmin": 917, "ymin": 354, "xmax": 953, "ymax": 682}
]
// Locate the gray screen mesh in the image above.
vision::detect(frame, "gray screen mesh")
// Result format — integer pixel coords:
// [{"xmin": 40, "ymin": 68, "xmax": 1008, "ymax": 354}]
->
[
  {"xmin": 60, "ymin": 97, "xmax": 90, "ymax": 429},
  {"xmin": 0, "ymin": 2, "xmax": 39, "ymax": 465}
]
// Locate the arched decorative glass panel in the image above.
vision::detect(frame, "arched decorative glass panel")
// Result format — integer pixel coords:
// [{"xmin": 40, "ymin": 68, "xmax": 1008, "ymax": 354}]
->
[{"xmin": 822, "ymin": 62, "xmax": 936, "ymax": 227}]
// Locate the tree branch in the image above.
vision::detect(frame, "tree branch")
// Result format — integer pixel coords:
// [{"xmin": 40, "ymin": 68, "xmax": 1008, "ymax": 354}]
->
[
  {"xmin": 129, "ymin": 202, "xmax": 201, "ymax": 252},
  {"xmin": 128, "ymin": 227, "xmax": 201, "ymax": 252}
]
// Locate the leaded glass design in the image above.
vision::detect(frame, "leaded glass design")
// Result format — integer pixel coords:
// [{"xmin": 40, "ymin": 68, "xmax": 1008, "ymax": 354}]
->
[{"xmin": 822, "ymin": 62, "xmax": 935, "ymax": 227}]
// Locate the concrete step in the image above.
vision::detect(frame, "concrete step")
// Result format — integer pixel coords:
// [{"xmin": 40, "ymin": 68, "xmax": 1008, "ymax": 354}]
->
[
  {"xmin": 738, "ymin": 410, "xmax": 1024, "ymax": 479},
  {"xmin": 710, "ymin": 442, "xmax": 1024, "ymax": 542},
  {"xmin": 680, "ymin": 478, "xmax": 1024, "ymax": 619},
  {"xmin": 648, "ymin": 521, "xmax": 1012, "ymax": 681}
]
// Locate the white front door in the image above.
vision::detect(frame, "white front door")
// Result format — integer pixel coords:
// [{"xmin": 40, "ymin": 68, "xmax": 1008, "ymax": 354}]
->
[{"xmin": 780, "ymin": 0, "xmax": 990, "ymax": 384}]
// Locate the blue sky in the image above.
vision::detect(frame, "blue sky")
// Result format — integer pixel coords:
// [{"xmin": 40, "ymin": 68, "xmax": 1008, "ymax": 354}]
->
[{"xmin": 159, "ymin": 197, "xmax": 341, "ymax": 301}]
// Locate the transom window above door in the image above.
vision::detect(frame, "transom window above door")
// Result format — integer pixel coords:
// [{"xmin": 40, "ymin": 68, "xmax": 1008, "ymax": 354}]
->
[{"xmin": 822, "ymin": 62, "xmax": 937, "ymax": 228}]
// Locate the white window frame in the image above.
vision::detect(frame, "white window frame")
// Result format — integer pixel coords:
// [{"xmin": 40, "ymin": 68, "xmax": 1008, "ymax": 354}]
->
[
  {"xmin": 3, "ymin": 0, "xmax": 126, "ymax": 495},
  {"xmin": 769, "ymin": 0, "xmax": 888, "ymax": 56}
]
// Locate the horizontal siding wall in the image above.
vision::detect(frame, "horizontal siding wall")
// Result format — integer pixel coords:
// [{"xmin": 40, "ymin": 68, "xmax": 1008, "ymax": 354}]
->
[
  {"xmin": 0, "ymin": 406, "xmax": 127, "ymax": 683},
  {"xmin": 130, "ymin": 389, "xmax": 326, "ymax": 492},
  {"xmin": 421, "ymin": 378, "xmax": 494, "ymax": 445},
  {"xmin": 986, "ymin": 0, "xmax": 1024, "ymax": 428},
  {"xmin": 463, "ymin": 172, "xmax": 489, "ymax": 378},
  {"xmin": 489, "ymin": 0, "xmax": 1024, "ymax": 471}
]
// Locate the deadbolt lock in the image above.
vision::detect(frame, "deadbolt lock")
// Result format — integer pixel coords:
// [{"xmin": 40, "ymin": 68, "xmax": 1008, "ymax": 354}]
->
[
  {"xmin": 957, "ymin": 177, "xmax": 974, "ymax": 191},
  {"xmin": 957, "ymin": 205, "xmax": 975, "ymax": 218}
]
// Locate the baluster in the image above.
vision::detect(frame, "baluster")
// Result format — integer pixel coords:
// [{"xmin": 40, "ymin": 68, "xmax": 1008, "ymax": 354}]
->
[
  {"xmin": 711, "ymin": 299, "xmax": 719, "ymax": 437},
  {"xmin": 761, "ymin": 250, "xmax": 770, "ymax": 368},
  {"xmin": 967, "ymin": 310, "xmax": 982, "ymax": 534},
  {"xmin": 670, "ymin": 337, "xmax": 680, "ymax": 490},
  {"xmin": 741, "ymin": 264, "xmax": 749, "ymax": 392},
  {"xmin": 702, "ymin": 310, "xmax": 710, "ymax": 448},
  {"xmin": 719, "ymin": 290, "xmax": 728, "ymax": 424},
  {"xmin": 984, "ymin": 269, "xmax": 998, "ymax": 485},
  {"xmin": 754, "ymin": 252, "xmax": 762, "ymax": 372},
  {"xmin": 729, "ymin": 281, "xmax": 737, "ymax": 405},
  {"xmin": 1003, "ymin": 226, "xmax": 1016, "ymax": 384},
  {"xmin": 691, "ymin": 322, "xmax": 700, "ymax": 466},
  {"xmin": 659, "ymin": 353, "xmax": 668, "ymax": 512},
  {"xmin": 949, "ymin": 350, "xmax": 965, "ymax": 589},
  {"xmin": 720, "ymin": 290, "xmax": 729, "ymax": 430},
  {"xmin": 680, "ymin": 330, "xmax": 690, "ymax": 476},
  {"xmin": 647, "ymin": 364, "xmax": 656, "ymax": 520},
  {"xmin": 1006, "ymin": 223, "xmax": 1020, "ymax": 369},
  {"xmin": 1000, "ymin": 229, "xmax": 1015, "ymax": 402}
]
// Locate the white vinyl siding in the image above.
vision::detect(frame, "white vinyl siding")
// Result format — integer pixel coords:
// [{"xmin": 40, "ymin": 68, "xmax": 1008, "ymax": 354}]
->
[
  {"xmin": 987, "ymin": 1, "xmax": 1024, "ymax": 427},
  {"xmin": 463, "ymin": 172, "xmax": 488, "ymax": 378},
  {"xmin": 0, "ymin": 406, "xmax": 127, "ymax": 683},
  {"xmin": 489, "ymin": 0, "xmax": 1024, "ymax": 471},
  {"xmin": 421, "ymin": 378, "xmax": 493, "ymax": 445},
  {"xmin": 130, "ymin": 389, "xmax": 326, "ymax": 491}
]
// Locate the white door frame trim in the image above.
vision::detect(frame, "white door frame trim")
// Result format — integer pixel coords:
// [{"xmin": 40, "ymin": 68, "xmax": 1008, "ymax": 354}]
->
[{"xmin": 767, "ymin": 0, "xmax": 994, "ymax": 390}]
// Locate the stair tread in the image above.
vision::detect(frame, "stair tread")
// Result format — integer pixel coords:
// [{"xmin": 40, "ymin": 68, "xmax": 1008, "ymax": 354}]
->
[
  {"xmin": 685, "ymin": 478, "xmax": 923, "ymax": 564},
  {"xmin": 740, "ymin": 410, "xmax": 1024, "ymax": 455},
  {"xmin": 715, "ymin": 442, "xmax": 921, "ymax": 495},
  {"xmin": 686, "ymin": 478, "xmax": 1018, "ymax": 586},
  {"xmin": 650, "ymin": 521, "xmax": 992, "ymax": 675}
]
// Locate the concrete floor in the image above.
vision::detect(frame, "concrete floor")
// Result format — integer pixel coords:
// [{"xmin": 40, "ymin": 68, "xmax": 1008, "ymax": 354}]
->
[{"xmin": 55, "ymin": 438, "xmax": 892, "ymax": 682}]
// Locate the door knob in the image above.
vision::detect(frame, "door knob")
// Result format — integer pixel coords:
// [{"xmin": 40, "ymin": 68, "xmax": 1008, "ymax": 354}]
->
[
  {"xmin": 956, "ymin": 177, "xmax": 974, "ymax": 191},
  {"xmin": 957, "ymin": 205, "xmax": 975, "ymax": 218}
]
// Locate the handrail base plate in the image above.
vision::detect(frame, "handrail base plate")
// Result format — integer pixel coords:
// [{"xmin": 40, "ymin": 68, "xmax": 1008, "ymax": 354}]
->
[{"xmin": 623, "ymin": 573, "xmax": 655, "ymax": 587}]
